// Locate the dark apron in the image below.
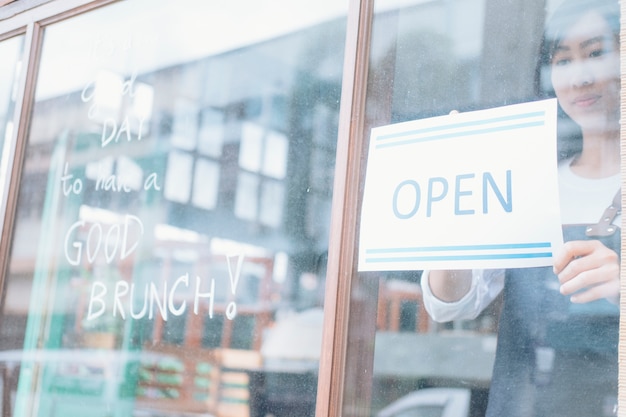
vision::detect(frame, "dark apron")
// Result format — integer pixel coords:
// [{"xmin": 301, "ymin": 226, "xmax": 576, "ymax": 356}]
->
[{"xmin": 485, "ymin": 225, "xmax": 620, "ymax": 417}]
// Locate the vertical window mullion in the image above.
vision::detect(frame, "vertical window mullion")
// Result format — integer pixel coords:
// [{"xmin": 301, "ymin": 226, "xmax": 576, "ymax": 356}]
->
[
  {"xmin": 0, "ymin": 21, "xmax": 43, "ymax": 285},
  {"xmin": 316, "ymin": 0, "xmax": 374, "ymax": 416},
  {"xmin": 618, "ymin": 1, "xmax": 626, "ymax": 406}
]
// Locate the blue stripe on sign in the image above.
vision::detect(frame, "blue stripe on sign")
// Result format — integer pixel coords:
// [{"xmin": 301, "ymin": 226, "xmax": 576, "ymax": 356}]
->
[
  {"xmin": 376, "ymin": 110, "xmax": 545, "ymax": 141},
  {"xmin": 365, "ymin": 252, "xmax": 553, "ymax": 263},
  {"xmin": 375, "ymin": 121, "xmax": 545, "ymax": 149},
  {"xmin": 365, "ymin": 242, "xmax": 551, "ymax": 254}
]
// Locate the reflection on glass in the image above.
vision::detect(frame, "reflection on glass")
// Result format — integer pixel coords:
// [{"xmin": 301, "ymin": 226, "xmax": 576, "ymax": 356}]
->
[
  {"xmin": 263, "ymin": 131, "xmax": 288, "ymax": 179},
  {"xmin": 363, "ymin": 0, "xmax": 620, "ymax": 417},
  {"xmin": 0, "ymin": 0, "xmax": 347, "ymax": 415},
  {"xmin": 192, "ymin": 159, "xmax": 220, "ymax": 210},
  {"xmin": 0, "ymin": 35, "xmax": 24, "ymax": 201},
  {"xmin": 197, "ymin": 108, "xmax": 224, "ymax": 157},
  {"xmin": 171, "ymin": 99, "xmax": 198, "ymax": 151},
  {"xmin": 240, "ymin": 122, "xmax": 265, "ymax": 172},
  {"xmin": 235, "ymin": 171, "xmax": 260, "ymax": 220},
  {"xmin": 164, "ymin": 150, "xmax": 194, "ymax": 203},
  {"xmin": 260, "ymin": 180, "xmax": 285, "ymax": 227}
]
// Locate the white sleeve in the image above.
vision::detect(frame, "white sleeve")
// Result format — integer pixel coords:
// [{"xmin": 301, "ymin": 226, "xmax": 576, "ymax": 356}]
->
[{"xmin": 420, "ymin": 269, "xmax": 505, "ymax": 322}]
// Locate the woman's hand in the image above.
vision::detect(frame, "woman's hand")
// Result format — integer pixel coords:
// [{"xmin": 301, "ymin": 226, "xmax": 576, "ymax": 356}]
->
[{"xmin": 553, "ymin": 239, "xmax": 620, "ymax": 303}]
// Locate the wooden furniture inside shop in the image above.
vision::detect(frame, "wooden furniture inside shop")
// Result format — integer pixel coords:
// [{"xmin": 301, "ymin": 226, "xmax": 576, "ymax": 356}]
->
[
  {"xmin": 135, "ymin": 344, "xmax": 262, "ymax": 417},
  {"xmin": 377, "ymin": 277, "xmax": 430, "ymax": 333},
  {"xmin": 134, "ymin": 244, "xmax": 275, "ymax": 416}
]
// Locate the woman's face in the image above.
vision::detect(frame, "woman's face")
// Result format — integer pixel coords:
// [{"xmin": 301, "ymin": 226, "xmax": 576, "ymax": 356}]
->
[{"xmin": 550, "ymin": 10, "xmax": 620, "ymax": 135}]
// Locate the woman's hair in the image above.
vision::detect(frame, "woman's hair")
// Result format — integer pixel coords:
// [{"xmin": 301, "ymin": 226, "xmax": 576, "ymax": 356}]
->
[{"xmin": 534, "ymin": 0, "xmax": 620, "ymax": 160}]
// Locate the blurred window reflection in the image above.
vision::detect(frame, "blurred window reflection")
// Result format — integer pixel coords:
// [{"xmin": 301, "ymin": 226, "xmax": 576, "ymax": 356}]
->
[
  {"xmin": 359, "ymin": 1, "xmax": 619, "ymax": 417},
  {"xmin": 0, "ymin": 1, "xmax": 346, "ymax": 416},
  {"xmin": 0, "ymin": 35, "xmax": 24, "ymax": 207}
]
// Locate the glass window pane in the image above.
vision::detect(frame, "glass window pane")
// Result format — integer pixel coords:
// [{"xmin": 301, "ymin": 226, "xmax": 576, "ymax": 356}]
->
[
  {"xmin": 262, "ymin": 131, "xmax": 289, "ymax": 179},
  {"xmin": 192, "ymin": 158, "xmax": 220, "ymax": 210},
  {"xmin": 0, "ymin": 34, "xmax": 24, "ymax": 193},
  {"xmin": 239, "ymin": 121, "xmax": 264, "ymax": 172},
  {"xmin": 260, "ymin": 180, "xmax": 285, "ymax": 227},
  {"xmin": 235, "ymin": 171, "xmax": 259, "ymax": 220},
  {"xmin": 197, "ymin": 108, "xmax": 224, "ymax": 157},
  {"xmin": 164, "ymin": 150, "xmax": 193, "ymax": 203},
  {"xmin": 1, "ymin": 1, "xmax": 347, "ymax": 416},
  {"xmin": 350, "ymin": 0, "xmax": 621, "ymax": 416},
  {"xmin": 171, "ymin": 98, "xmax": 198, "ymax": 151}
]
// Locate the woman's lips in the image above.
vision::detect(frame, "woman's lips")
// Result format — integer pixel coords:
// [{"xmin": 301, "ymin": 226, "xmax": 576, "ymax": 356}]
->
[{"xmin": 573, "ymin": 94, "xmax": 600, "ymax": 107}]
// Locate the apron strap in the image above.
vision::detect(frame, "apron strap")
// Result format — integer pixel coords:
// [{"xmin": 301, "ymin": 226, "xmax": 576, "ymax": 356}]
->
[{"xmin": 585, "ymin": 188, "xmax": 621, "ymax": 237}]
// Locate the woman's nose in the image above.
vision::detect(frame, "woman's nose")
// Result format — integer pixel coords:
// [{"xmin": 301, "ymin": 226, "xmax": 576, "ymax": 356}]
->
[{"xmin": 569, "ymin": 61, "xmax": 594, "ymax": 87}]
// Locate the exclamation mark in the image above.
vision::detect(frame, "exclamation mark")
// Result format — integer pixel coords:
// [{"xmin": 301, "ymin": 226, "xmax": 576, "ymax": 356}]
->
[{"xmin": 225, "ymin": 253, "xmax": 244, "ymax": 320}]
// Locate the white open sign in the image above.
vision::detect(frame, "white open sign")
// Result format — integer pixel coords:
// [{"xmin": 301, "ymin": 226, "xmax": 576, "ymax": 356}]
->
[{"xmin": 358, "ymin": 99, "xmax": 563, "ymax": 271}]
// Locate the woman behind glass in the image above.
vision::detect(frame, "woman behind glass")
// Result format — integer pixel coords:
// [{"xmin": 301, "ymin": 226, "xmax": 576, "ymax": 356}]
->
[{"xmin": 421, "ymin": 0, "xmax": 620, "ymax": 415}]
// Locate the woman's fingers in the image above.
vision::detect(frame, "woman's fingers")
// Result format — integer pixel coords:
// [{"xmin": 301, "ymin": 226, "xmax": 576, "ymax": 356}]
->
[
  {"xmin": 565, "ymin": 277, "xmax": 619, "ymax": 303},
  {"xmin": 553, "ymin": 240, "xmax": 619, "ymax": 303}
]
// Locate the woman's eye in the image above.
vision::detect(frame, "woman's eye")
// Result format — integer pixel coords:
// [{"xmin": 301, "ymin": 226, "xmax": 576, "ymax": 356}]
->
[
  {"xmin": 589, "ymin": 48, "xmax": 607, "ymax": 58},
  {"xmin": 553, "ymin": 57, "xmax": 570, "ymax": 66}
]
